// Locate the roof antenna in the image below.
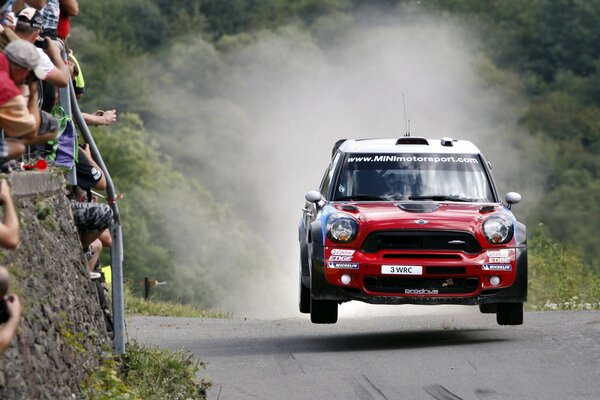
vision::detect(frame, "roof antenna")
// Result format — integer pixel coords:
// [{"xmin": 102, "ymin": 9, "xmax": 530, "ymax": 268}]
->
[{"xmin": 403, "ymin": 93, "xmax": 410, "ymax": 137}]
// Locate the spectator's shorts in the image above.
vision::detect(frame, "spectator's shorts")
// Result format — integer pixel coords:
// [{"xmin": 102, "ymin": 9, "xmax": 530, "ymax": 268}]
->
[
  {"xmin": 0, "ymin": 139, "xmax": 7, "ymax": 164},
  {"xmin": 71, "ymin": 201, "xmax": 113, "ymax": 233},
  {"xmin": 39, "ymin": 110, "xmax": 59, "ymax": 134}
]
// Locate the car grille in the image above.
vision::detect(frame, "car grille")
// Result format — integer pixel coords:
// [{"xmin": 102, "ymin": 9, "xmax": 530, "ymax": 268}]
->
[
  {"xmin": 361, "ymin": 230, "xmax": 482, "ymax": 254},
  {"xmin": 364, "ymin": 277, "xmax": 480, "ymax": 294},
  {"xmin": 426, "ymin": 266, "xmax": 466, "ymax": 274}
]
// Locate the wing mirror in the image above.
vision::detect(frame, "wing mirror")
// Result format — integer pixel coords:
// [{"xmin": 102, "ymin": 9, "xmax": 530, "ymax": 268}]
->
[
  {"xmin": 505, "ymin": 192, "xmax": 521, "ymax": 209},
  {"xmin": 305, "ymin": 190, "xmax": 324, "ymax": 204}
]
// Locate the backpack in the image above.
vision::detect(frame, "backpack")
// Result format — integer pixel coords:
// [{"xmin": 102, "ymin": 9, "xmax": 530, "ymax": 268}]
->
[{"xmin": 46, "ymin": 105, "xmax": 78, "ymax": 168}]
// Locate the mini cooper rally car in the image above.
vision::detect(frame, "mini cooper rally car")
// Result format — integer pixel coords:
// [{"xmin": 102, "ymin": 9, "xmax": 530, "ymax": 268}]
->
[{"xmin": 298, "ymin": 137, "xmax": 527, "ymax": 325}]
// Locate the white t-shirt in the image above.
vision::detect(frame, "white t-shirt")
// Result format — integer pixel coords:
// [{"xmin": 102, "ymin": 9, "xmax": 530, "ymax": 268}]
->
[{"xmin": 34, "ymin": 48, "xmax": 57, "ymax": 80}]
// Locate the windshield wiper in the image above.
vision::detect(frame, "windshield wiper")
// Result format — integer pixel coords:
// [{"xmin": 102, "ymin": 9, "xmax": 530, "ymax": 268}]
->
[
  {"xmin": 335, "ymin": 195, "xmax": 387, "ymax": 201},
  {"xmin": 408, "ymin": 195, "xmax": 475, "ymax": 202}
]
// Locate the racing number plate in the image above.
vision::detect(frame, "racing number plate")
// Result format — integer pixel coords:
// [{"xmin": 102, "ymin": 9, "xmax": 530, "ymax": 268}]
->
[{"xmin": 381, "ymin": 265, "xmax": 423, "ymax": 275}]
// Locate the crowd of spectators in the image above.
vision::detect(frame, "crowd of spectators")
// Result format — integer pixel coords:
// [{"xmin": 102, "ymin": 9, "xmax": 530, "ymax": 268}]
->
[{"xmin": 0, "ymin": 0, "xmax": 117, "ymax": 354}]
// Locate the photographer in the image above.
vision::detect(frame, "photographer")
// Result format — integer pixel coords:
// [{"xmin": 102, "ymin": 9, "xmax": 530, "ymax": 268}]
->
[
  {"xmin": 0, "ymin": 266, "xmax": 21, "ymax": 355},
  {"xmin": 13, "ymin": 7, "xmax": 68, "ymax": 89}
]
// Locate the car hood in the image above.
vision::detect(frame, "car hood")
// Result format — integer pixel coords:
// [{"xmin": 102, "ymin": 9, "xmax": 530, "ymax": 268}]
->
[{"xmin": 330, "ymin": 201, "xmax": 504, "ymax": 235}]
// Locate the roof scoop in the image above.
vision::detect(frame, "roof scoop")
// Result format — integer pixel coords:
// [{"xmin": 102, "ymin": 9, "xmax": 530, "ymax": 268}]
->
[
  {"xmin": 396, "ymin": 202, "xmax": 440, "ymax": 213},
  {"xmin": 396, "ymin": 137, "xmax": 429, "ymax": 145}
]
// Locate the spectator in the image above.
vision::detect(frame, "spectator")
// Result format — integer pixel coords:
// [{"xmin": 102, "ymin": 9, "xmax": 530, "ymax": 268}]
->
[
  {"xmin": 71, "ymin": 199, "xmax": 112, "ymax": 249},
  {"xmin": 65, "ymin": 48, "xmax": 118, "ymax": 126},
  {"xmin": 12, "ymin": 7, "xmax": 64, "ymax": 148},
  {"xmin": 56, "ymin": 0, "xmax": 77, "ymax": 41},
  {"xmin": 14, "ymin": 7, "xmax": 68, "ymax": 88},
  {"xmin": 40, "ymin": 0, "xmax": 58, "ymax": 39},
  {"xmin": 0, "ymin": 39, "xmax": 41, "ymax": 160},
  {"xmin": 0, "ymin": 266, "xmax": 22, "ymax": 355},
  {"xmin": 12, "ymin": 1, "xmax": 47, "ymax": 13},
  {"xmin": 77, "ymin": 143, "xmax": 106, "ymax": 191},
  {"xmin": 82, "ymin": 109, "xmax": 117, "ymax": 127},
  {"xmin": 0, "ymin": 179, "xmax": 19, "ymax": 250},
  {"xmin": 73, "ymin": 144, "xmax": 112, "ymax": 272},
  {"xmin": 71, "ymin": 159, "xmax": 112, "ymax": 251},
  {"xmin": 0, "ymin": 4, "xmax": 18, "ymax": 47}
]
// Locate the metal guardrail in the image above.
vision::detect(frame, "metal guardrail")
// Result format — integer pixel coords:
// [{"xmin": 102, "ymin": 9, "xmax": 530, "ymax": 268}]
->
[
  {"xmin": 54, "ymin": 40, "xmax": 125, "ymax": 353},
  {"xmin": 67, "ymin": 82, "xmax": 125, "ymax": 354}
]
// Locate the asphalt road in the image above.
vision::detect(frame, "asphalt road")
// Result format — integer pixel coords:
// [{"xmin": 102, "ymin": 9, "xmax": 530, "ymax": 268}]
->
[{"xmin": 127, "ymin": 307, "xmax": 600, "ymax": 400}]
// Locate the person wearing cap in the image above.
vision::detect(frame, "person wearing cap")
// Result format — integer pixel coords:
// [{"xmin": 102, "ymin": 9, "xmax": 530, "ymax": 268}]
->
[
  {"xmin": 14, "ymin": 7, "xmax": 67, "ymax": 88},
  {"xmin": 0, "ymin": 39, "xmax": 40, "ymax": 160}
]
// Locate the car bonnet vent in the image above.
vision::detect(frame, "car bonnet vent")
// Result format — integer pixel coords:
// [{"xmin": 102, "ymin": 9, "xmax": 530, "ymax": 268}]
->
[
  {"xmin": 396, "ymin": 137, "xmax": 429, "ymax": 145},
  {"xmin": 396, "ymin": 202, "xmax": 440, "ymax": 213}
]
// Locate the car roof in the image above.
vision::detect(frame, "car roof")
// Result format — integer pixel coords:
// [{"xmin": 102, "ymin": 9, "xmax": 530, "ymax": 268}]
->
[{"xmin": 337, "ymin": 137, "xmax": 482, "ymax": 155}]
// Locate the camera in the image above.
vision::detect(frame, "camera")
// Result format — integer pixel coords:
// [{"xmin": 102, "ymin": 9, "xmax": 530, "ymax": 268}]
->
[
  {"xmin": 0, "ymin": 297, "xmax": 9, "ymax": 324},
  {"xmin": 34, "ymin": 39, "xmax": 48, "ymax": 49}
]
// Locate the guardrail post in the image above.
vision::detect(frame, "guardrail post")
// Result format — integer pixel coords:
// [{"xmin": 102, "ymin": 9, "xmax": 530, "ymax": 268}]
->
[{"xmin": 144, "ymin": 277, "xmax": 150, "ymax": 300}]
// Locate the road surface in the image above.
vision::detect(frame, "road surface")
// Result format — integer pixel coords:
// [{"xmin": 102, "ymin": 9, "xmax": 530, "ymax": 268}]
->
[{"xmin": 128, "ymin": 307, "xmax": 600, "ymax": 400}]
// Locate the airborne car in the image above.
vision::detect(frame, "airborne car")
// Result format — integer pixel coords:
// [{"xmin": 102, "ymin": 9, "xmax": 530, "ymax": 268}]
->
[{"xmin": 299, "ymin": 137, "xmax": 527, "ymax": 325}]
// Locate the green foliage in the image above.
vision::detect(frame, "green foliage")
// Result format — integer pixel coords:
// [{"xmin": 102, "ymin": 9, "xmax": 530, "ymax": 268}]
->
[
  {"xmin": 68, "ymin": 26, "xmax": 154, "ymax": 115},
  {"xmin": 82, "ymin": 353, "xmax": 140, "ymax": 400},
  {"xmin": 123, "ymin": 283, "xmax": 229, "ymax": 318},
  {"xmin": 71, "ymin": 0, "xmax": 600, "ymax": 302},
  {"xmin": 77, "ymin": 0, "xmax": 167, "ymax": 53},
  {"xmin": 34, "ymin": 197, "xmax": 54, "ymax": 220},
  {"xmin": 122, "ymin": 341, "xmax": 211, "ymax": 400},
  {"xmin": 90, "ymin": 114, "xmax": 276, "ymax": 308},
  {"xmin": 529, "ymin": 225, "xmax": 600, "ymax": 310},
  {"xmin": 198, "ymin": 0, "xmax": 350, "ymax": 39},
  {"xmin": 82, "ymin": 344, "xmax": 209, "ymax": 400}
]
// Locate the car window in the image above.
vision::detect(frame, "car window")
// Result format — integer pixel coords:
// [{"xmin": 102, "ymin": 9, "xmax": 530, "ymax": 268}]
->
[
  {"xmin": 319, "ymin": 152, "xmax": 341, "ymax": 197},
  {"xmin": 333, "ymin": 153, "xmax": 494, "ymax": 202}
]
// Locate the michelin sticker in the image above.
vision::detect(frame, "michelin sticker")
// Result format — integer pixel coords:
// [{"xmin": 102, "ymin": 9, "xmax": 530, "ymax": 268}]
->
[
  {"xmin": 329, "ymin": 249, "xmax": 355, "ymax": 262},
  {"xmin": 327, "ymin": 262, "xmax": 359, "ymax": 269},
  {"xmin": 483, "ymin": 264, "xmax": 512, "ymax": 271}
]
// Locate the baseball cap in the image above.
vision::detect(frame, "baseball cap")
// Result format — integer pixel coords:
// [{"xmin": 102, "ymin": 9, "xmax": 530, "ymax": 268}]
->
[
  {"xmin": 16, "ymin": 7, "xmax": 43, "ymax": 30},
  {"xmin": 4, "ymin": 39, "xmax": 40, "ymax": 70}
]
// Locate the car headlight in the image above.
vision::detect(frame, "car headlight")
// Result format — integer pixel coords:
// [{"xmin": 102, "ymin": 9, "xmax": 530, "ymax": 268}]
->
[
  {"xmin": 483, "ymin": 214, "xmax": 514, "ymax": 244},
  {"xmin": 326, "ymin": 213, "xmax": 359, "ymax": 243}
]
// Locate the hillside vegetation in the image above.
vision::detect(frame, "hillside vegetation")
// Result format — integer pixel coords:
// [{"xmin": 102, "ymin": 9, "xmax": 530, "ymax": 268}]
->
[{"xmin": 72, "ymin": 0, "xmax": 600, "ymax": 310}]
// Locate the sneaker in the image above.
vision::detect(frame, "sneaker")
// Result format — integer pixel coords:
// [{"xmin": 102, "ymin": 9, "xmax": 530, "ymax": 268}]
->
[{"xmin": 90, "ymin": 271, "xmax": 102, "ymax": 280}]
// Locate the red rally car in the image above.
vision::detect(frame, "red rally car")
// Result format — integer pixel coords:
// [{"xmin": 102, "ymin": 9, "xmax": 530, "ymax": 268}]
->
[{"xmin": 298, "ymin": 137, "xmax": 527, "ymax": 325}]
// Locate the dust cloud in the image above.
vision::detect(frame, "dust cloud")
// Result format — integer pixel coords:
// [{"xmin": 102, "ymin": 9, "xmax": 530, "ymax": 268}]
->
[{"xmin": 150, "ymin": 7, "xmax": 541, "ymax": 318}]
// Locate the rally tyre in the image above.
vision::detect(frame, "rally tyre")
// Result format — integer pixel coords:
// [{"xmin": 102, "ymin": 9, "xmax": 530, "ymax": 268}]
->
[
  {"xmin": 299, "ymin": 279, "xmax": 310, "ymax": 314},
  {"xmin": 310, "ymin": 298, "xmax": 338, "ymax": 324},
  {"xmin": 496, "ymin": 302, "xmax": 523, "ymax": 325},
  {"xmin": 479, "ymin": 304, "xmax": 498, "ymax": 314}
]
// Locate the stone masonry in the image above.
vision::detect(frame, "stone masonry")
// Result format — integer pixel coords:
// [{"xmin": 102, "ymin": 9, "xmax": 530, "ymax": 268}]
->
[{"xmin": 0, "ymin": 171, "xmax": 109, "ymax": 399}]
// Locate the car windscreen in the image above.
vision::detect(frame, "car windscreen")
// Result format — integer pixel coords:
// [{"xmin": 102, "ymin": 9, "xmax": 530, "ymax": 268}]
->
[{"xmin": 332, "ymin": 153, "xmax": 495, "ymax": 202}]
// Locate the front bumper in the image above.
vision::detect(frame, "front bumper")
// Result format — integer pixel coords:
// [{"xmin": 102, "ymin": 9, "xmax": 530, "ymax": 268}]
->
[{"xmin": 310, "ymin": 246, "xmax": 528, "ymax": 305}]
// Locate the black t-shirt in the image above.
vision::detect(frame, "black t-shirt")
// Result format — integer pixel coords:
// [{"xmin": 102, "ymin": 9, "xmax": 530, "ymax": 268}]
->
[{"xmin": 76, "ymin": 147, "xmax": 102, "ymax": 190}]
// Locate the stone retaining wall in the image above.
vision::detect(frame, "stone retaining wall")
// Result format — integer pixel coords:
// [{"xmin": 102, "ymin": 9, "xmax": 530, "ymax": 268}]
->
[{"xmin": 0, "ymin": 171, "xmax": 108, "ymax": 399}]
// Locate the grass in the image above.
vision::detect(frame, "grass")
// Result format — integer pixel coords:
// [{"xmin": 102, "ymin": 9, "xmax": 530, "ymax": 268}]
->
[
  {"xmin": 123, "ymin": 283, "xmax": 229, "ymax": 318},
  {"xmin": 528, "ymin": 225, "xmax": 600, "ymax": 311},
  {"xmin": 80, "ymin": 282, "xmax": 226, "ymax": 399},
  {"xmin": 82, "ymin": 342, "xmax": 210, "ymax": 400}
]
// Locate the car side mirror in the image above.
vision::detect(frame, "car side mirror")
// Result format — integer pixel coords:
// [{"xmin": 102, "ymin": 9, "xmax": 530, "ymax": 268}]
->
[
  {"xmin": 305, "ymin": 190, "xmax": 324, "ymax": 204},
  {"xmin": 505, "ymin": 192, "xmax": 521, "ymax": 209}
]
